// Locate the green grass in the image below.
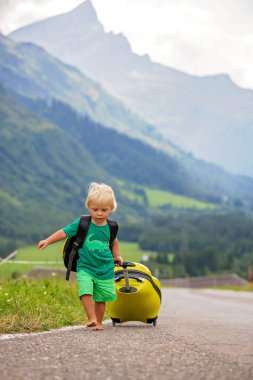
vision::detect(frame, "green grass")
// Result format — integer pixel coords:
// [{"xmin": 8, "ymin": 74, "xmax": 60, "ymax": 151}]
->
[
  {"xmin": 14, "ymin": 243, "xmax": 63, "ymax": 261},
  {"xmin": 0, "ymin": 241, "xmax": 150, "ymax": 281},
  {"xmin": 0, "ymin": 278, "xmax": 86, "ymax": 333},
  {"xmin": 211, "ymin": 283, "xmax": 253, "ymax": 292},
  {"xmin": 120, "ymin": 188, "xmax": 144, "ymax": 204},
  {"xmin": 115, "ymin": 179, "xmax": 215, "ymax": 209},
  {"xmin": 145, "ymin": 188, "xmax": 215, "ymax": 209},
  {"xmin": 0, "ymin": 242, "xmax": 63, "ymax": 281},
  {"xmin": 119, "ymin": 242, "xmax": 144, "ymax": 262}
]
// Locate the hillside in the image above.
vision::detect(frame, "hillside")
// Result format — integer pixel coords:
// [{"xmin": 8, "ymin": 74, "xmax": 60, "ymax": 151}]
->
[
  {"xmin": 15, "ymin": 96, "xmax": 253, "ymax": 206},
  {"xmin": 0, "ymin": 87, "xmax": 109, "ymax": 248},
  {"xmin": 23, "ymin": 98, "xmax": 206, "ymax": 198},
  {"xmin": 0, "ymin": 33, "xmax": 176, "ymax": 156},
  {"xmin": 0, "ymin": 86, "xmax": 218, "ymax": 256},
  {"xmin": 10, "ymin": 0, "xmax": 253, "ymax": 176},
  {"xmin": 0, "ymin": 86, "xmax": 242, "ymax": 261},
  {"xmin": 1, "ymin": 33, "xmax": 253, "ymax": 206}
]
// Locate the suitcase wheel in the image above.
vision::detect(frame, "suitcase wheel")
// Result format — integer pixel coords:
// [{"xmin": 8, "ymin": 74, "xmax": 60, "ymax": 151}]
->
[
  {"xmin": 147, "ymin": 317, "xmax": 158, "ymax": 326},
  {"xmin": 111, "ymin": 318, "xmax": 120, "ymax": 326}
]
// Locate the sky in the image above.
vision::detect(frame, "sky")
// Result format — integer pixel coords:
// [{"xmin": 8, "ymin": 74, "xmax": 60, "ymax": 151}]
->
[{"xmin": 1, "ymin": 0, "xmax": 253, "ymax": 90}]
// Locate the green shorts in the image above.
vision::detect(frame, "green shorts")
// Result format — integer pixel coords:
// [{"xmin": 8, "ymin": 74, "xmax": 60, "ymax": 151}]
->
[{"xmin": 76, "ymin": 270, "xmax": 117, "ymax": 302}]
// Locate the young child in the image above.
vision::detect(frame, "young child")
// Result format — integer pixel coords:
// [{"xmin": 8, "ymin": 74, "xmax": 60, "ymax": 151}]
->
[{"xmin": 37, "ymin": 182, "xmax": 124, "ymax": 331}]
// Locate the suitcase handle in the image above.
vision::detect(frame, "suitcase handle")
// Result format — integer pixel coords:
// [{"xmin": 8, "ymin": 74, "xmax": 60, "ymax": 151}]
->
[
  {"xmin": 114, "ymin": 260, "xmax": 136, "ymax": 268},
  {"xmin": 114, "ymin": 262, "xmax": 136, "ymax": 290},
  {"xmin": 123, "ymin": 261, "xmax": 136, "ymax": 268}
]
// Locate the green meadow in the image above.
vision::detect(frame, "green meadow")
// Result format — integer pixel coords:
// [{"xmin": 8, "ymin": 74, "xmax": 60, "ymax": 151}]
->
[
  {"xmin": 145, "ymin": 189, "xmax": 215, "ymax": 209},
  {"xmin": 117, "ymin": 181, "xmax": 215, "ymax": 209},
  {"xmin": 0, "ymin": 241, "xmax": 145, "ymax": 281}
]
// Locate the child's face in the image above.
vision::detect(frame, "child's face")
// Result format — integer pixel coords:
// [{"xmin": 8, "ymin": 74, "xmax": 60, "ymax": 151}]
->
[{"xmin": 87, "ymin": 202, "xmax": 113, "ymax": 225}]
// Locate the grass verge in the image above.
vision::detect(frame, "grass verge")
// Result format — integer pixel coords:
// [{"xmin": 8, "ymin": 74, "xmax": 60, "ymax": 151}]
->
[
  {"xmin": 0, "ymin": 277, "xmax": 87, "ymax": 334},
  {"xmin": 211, "ymin": 283, "xmax": 253, "ymax": 292}
]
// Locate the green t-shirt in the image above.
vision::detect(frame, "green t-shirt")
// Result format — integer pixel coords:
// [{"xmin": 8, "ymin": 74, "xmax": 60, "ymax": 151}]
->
[{"xmin": 63, "ymin": 218, "xmax": 115, "ymax": 279}]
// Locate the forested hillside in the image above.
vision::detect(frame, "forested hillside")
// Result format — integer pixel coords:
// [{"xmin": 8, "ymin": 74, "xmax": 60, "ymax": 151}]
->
[
  {"xmin": 21, "ymin": 97, "xmax": 253, "ymax": 206},
  {"xmin": 1, "ymin": 32, "xmax": 253, "ymax": 205},
  {"xmin": 0, "ymin": 87, "xmax": 108, "ymax": 255},
  {"xmin": 22, "ymin": 98, "xmax": 215, "ymax": 200},
  {"xmin": 119, "ymin": 212, "xmax": 253, "ymax": 279},
  {"xmin": 0, "ymin": 85, "xmax": 219, "ymax": 255}
]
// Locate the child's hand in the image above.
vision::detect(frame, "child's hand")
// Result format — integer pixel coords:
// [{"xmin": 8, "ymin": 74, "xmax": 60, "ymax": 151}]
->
[
  {"xmin": 114, "ymin": 256, "xmax": 124, "ymax": 266},
  {"xmin": 37, "ymin": 239, "xmax": 49, "ymax": 250},
  {"xmin": 37, "ymin": 229, "xmax": 65, "ymax": 250}
]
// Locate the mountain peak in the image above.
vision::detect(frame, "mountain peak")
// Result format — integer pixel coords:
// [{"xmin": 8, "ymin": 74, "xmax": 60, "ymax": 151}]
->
[
  {"xmin": 68, "ymin": 0, "xmax": 98, "ymax": 22},
  {"xmin": 72, "ymin": 0, "xmax": 94, "ymax": 11},
  {"xmin": 10, "ymin": 0, "xmax": 102, "ymax": 38}
]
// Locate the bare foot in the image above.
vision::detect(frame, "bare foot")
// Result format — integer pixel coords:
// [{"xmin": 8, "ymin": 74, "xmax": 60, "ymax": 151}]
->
[
  {"xmin": 92, "ymin": 324, "xmax": 103, "ymax": 331},
  {"xmin": 86, "ymin": 321, "xmax": 97, "ymax": 327}
]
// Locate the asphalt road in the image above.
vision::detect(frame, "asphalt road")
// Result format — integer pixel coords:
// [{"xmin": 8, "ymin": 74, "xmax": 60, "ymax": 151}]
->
[{"xmin": 1, "ymin": 288, "xmax": 253, "ymax": 380}]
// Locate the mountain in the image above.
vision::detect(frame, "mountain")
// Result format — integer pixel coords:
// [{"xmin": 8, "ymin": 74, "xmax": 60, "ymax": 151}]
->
[
  {"xmin": 0, "ymin": 84, "xmax": 220, "ymax": 254},
  {"xmin": 0, "ymin": 33, "xmax": 173, "ymax": 155},
  {"xmin": 1, "ymin": 33, "xmax": 253, "ymax": 208},
  {"xmin": 0, "ymin": 85, "xmax": 110, "ymax": 242},
  {"xmin": 16, "ymin": 93, "xmax": 253, "ymax": 206},
  {"xmin": 0, "ymin": 85, "xmax": 159, "ymax": 251},
  {"xmin": 10, "ymin": 0, "xmax": 253, "ymax": 177},
  {"xmin": 21, "ymin": 97, "xmax": 211, "ymax": 199},
  {"xmin": 2, "ymin": 34, "xmax": 253, "ymax": 256}
]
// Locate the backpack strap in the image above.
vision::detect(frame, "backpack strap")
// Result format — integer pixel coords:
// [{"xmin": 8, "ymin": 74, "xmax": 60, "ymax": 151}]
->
[
  {"xmin": 65, "ymin": 215, "xmax": 91, "ymax": 281},
  {"xmin": 75, "ymin": 215, "xmax": 92, "ymax": 247},
  {"xmin": 107, "ymin": 219, "xmax": 118, "ymax": 249}
]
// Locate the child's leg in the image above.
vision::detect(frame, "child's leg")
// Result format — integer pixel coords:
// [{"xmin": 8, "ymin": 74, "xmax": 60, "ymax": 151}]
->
[
  {"xmin": 92, "ymin": 277, "xmax": 117, "ymax": 330},
  {"xmin": 77, "ymin": 271, "xmax": 97, "ymax": 326},
  {"xmin": 81, "ymin": 295, "xmax": 97, "ymax": 326},
  {"xmin": 93, "ymin": 302, "xmax": 106, "ymax": 330}
]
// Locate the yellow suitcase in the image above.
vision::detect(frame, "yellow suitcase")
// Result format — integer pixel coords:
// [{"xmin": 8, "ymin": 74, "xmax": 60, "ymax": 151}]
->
[{"xmin": 107, "ymin": 262, "xmax": 161, "ymax": 326}]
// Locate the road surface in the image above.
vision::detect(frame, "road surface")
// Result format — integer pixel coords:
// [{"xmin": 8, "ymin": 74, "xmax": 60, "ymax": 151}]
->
[{"xmin": 1, "ymin": 288, "xmax": 253, "ymax": 380}]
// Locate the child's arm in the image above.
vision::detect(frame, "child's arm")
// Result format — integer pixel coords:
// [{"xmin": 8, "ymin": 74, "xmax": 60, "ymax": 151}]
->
[
  {"xmin": 37, "ymin": 229, "xmax": 67, "ymax": 250},
  {"xmin": 111, "ymin": 239, "xmax": 124, "ymax": 265}
]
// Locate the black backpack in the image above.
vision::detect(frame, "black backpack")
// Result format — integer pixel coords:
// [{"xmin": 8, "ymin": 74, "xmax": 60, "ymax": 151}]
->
[{"xmin": 63, "ymin": 215, "xmax": 118, "ymax": 280}]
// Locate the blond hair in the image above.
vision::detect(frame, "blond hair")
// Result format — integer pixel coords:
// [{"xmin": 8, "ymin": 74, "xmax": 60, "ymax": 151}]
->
[{"xmin": 85, "ymin": 182, "xmax": 117, "ymax": 212}]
